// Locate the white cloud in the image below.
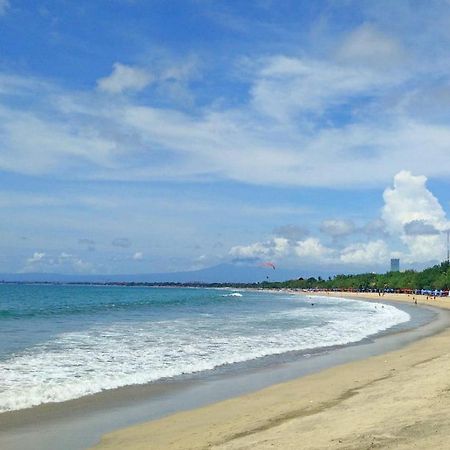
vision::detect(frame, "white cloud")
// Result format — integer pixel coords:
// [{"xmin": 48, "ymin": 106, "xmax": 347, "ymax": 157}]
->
[
  {"xmin": 382, "ymin": 171, "xmax": 449, "ymax": 263},
  {"xmin": 22, "ymin": 252, "xmax": 93, "ymax": 273},
  {"xmin": 230, "ymin": 242, "xmax": 269, "ymax": 259},
  {"xmin": 295, "ymin": 238, "xmax": 333, "ymax": 261},
  {"xmin": 0, "ymin": 105, "xmax": 118, "ymax": 176},
  {"xmin": 26, "ymin": 252, "xmax": 46, "ymax": 265},
  {"xmin": 249, "ymin": 55, "xmax": 392, "ymax": 121},
  {"xmin": 228, "ymin": 171, "xmax": 449, "ymax": 269},
  {"xmin": 230, "ymin": 236, "xmax": 333, "ymax": 264},
  {"xmin": 132, "ymin": 251, "xmax": 144, "ymax": 261},
  {"xmin": 97, "ymin": 63, "xmax": 153, "ymax": 94},
  {"xmin": 3, "ymin": 26, "xmax": 450, "ymax": 188},
  {"xmin": 272, "ymin": 237, "xmax": 290, "ymax": 256},
  {"xmin": 340, "ymin": 240, "xmax": 390, "ymax": 265},
  {"xmin": 229, "ymin": 237, "xmax": 290, "ymax": 260},
  {"xmin": 382, "ymin": 171, "xmax": 448, "ymax": 233},
  {"xmin": 230, "ymin": 235, "xmax": 390, "ymax": 268}
]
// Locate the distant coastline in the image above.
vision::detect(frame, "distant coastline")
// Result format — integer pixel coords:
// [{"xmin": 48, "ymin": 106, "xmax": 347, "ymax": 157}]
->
[{"xmin": 2, "ymin": 260, "xmax": 448, "ymax": 295}]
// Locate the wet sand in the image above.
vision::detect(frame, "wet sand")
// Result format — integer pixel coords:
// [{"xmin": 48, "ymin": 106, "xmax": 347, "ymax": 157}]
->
[
  {"xmin": 0, "ymin": 292, "xmax": 446, "ymax": 450},
  {"xmin": 91, "ymin": 292, "xmax": 450, "ymax": 450}
]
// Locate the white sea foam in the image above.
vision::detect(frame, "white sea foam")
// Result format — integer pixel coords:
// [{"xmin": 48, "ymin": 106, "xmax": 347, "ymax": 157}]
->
[
  {"xmin": 222, "ymin": 292, "xmax": 243, "ymax": 297},
  {"xmin": 0, "ymin": 296, "xmax": 409, "ymax": 412}
]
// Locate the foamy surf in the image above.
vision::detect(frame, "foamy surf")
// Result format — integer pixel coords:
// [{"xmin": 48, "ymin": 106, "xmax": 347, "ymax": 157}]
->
[{"xmin": 0, "ymin": 286, "xmax": 410, "ymax": 412}]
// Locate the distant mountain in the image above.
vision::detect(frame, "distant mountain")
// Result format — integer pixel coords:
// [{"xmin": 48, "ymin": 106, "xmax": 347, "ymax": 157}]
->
[{"xmin": 0, "ymin": 263, "xmax": 307, "ymax": 284}]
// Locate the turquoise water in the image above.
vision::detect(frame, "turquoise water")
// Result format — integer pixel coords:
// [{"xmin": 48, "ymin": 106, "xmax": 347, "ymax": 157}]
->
[{"xmin": 0, "ymin": 284, "xmax": 410, "ymax": 412}]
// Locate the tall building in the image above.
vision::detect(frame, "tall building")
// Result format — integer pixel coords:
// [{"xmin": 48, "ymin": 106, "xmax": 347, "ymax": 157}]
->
[{"xmin": 390, "ymin": 258, "xmax": 400, "ymax": 272}]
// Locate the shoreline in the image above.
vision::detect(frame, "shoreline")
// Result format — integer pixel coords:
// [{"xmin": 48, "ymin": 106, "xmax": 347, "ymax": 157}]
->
[
  {"xmin": 0, "ymin": 292, "xmax": 446, "ymax": 450},
  {"xmin": 91, "ymin": 292, "xmax": 450, "ymax": 450}
]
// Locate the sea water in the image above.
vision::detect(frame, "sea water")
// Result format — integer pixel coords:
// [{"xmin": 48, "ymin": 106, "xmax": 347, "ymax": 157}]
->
[{"xmin": 0, "ymin": 284, "xmax": 410, "ymax": 413}]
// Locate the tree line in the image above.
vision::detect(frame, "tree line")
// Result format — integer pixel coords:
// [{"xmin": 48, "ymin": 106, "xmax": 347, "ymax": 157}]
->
[
  {"xmin": 5, "ymin": 261, "xmax": 449, "ymax": 292},
  {"xmin": 260, "ymin": 261, "xmax": 450, "ymax": 291}
]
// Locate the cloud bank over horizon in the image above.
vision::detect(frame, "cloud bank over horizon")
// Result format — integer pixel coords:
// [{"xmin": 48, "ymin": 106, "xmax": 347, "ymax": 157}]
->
[
  {"xmin": 18, "ymin": 170, "xmax": 450, "ymax": 276},
  {"xmin": 230, "ymin": 171, "xmax": 450, "ymax": 272}
]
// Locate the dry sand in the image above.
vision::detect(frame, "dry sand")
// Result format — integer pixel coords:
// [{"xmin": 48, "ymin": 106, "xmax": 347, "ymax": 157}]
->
[{"xmin": 92, "ymin": 292, "xmax": 450, "ymax": 450}]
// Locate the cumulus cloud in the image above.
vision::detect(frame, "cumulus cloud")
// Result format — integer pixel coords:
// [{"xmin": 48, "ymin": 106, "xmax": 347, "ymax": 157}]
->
[
  {"xmin": 229, "ymin": 237, "xmax": 290, "ymax": 261},
  {"xmin": 23, "ymin": 252, "xmax": 92, "ymax": 273},
  {"xmin": 111, "ymin": 237, "xmax": 131, "ymax": 248},
  {"xmin": 230, "ymin": 236, "xmax": 334, "ymax": 265},
  {"xmin": 382, "ymin": 171, "xmax": 449, "ymax": 263},
  {"xmin": 340, "ymin": 240, "xmax": 390, "ymax": 265},
  {"xmin": 229, "ymin": 172, "xmax": 449, "ymax": 269},
  {"xmin": 229, "ymin": 234, "xmax": 391, "ymax": 269},
  {"xmin": 229, "ymin": 242, "xmax": 267, "ymax": 259},
  {"xmin": 382, "ymin": 171, "xmax": 447, "ymax": 232},
  {"xmin": 132, "ymin": 251, "xmax": 144, "ymax": 261},
  {"xmin": 230, "ymin": 235, "xmax": 390, "ymax": 269},
  {"xmin": 295, "ymin": 238, "xmax": 333, "ymax": 261},
  {"xmin": 97, "ymin": 63, "xmax": 153, "ymax": 94},
  {"xmin": 26, "ymin": 252, "xmax": 46, "ymax": 265}
]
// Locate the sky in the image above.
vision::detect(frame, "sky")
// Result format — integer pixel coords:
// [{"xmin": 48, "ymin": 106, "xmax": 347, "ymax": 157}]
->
[{"xmin": 1, "ymin": 0, "xmax": 450, "ymax": 277}]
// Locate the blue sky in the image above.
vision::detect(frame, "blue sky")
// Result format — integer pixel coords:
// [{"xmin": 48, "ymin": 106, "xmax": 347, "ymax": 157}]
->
[{"xmin": 1, "ymin": 0, "xmax": 450, "ymax": 276}]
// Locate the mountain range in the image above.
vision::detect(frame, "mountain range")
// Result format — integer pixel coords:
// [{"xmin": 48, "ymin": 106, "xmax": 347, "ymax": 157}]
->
[{"xmin": 0, "ymin": 263, "xmax": 311, "ymax": 284}]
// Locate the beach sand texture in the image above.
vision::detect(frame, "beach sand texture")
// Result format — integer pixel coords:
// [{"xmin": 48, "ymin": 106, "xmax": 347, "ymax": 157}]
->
[{"xmin": 93, "ymin": 293, "xmax": 450, "ymax": 450}]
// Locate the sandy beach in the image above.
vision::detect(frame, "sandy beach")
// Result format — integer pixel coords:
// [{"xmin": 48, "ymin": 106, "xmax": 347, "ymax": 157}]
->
[{"xmin": 92, "ymin": 292, "xmax": 450, "ymax": 450}]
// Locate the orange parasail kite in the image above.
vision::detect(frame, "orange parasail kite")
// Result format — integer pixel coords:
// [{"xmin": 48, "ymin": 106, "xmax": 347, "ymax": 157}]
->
[{"xmin": 260, "ymin": 261, "xmax": 276, "ymax": 270}]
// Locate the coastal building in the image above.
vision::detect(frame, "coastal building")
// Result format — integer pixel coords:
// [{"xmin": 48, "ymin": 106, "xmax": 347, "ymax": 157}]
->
[{"xmin": 390, "ymin": 258, "xmax": 400, "ymax": 272}]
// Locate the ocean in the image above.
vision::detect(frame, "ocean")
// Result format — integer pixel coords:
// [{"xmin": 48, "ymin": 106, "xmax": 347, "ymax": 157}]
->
[{"xmin": 0, "ymin": 284, "xmax": 410, "ymax": 413}]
